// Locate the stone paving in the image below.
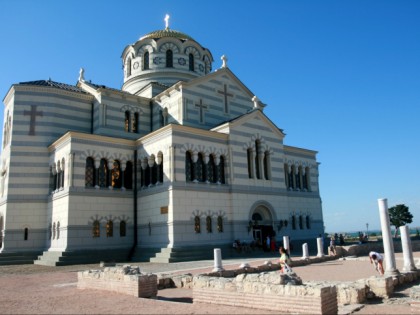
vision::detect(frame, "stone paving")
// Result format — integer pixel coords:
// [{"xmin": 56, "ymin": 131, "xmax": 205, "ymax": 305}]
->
[{"xmin": 0, "ymin": 251, "xmax": 419, "ymax": 314}]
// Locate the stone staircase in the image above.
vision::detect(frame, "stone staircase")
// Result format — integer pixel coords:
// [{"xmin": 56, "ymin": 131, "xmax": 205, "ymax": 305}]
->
[
  {"xmin": 0, "ymin": 252, "xmax": 41, "ymax": 265},
  {"xmin": 34, "ymin": 248, "xmax": 131, "ymax": 266},
  {"xmin": 147, "ymin": 244, "xmax": 235, "ymax": 263}
]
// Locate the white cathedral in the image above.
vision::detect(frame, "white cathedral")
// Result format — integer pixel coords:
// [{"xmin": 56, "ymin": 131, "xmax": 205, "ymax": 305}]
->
[{"xmin": 0, "ymin": 18, "xmax": 324, "ymax": 265}]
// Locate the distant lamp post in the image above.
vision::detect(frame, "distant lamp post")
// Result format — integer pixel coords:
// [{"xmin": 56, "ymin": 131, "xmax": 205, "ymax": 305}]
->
[{"xmin": 366, "ymin": 223, "xmax": 369, "ymax": 240}]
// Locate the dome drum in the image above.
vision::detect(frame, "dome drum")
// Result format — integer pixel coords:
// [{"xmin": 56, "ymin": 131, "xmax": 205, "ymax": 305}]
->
[{"xmin": 121, "ymin": 28, "xmax": 213, "ymax": 96}]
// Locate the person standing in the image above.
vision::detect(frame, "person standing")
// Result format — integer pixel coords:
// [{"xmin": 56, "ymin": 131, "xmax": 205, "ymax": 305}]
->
[
  {"xmin": 369, "ymin": 251, "xmax": 384, "ymax": 275},
  {"xmin": 279, "ymin": 246, "xmax": 291, "ymax": 273},
  {"xmin": 266, "ymin": 235, "xmax": 271, "ymax": 252}
]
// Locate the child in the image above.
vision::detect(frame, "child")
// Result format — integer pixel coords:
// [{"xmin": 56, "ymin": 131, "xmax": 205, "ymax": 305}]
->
[{"xmin": 279, "ymin": 246, "xmax": 291, "ymax": 273}]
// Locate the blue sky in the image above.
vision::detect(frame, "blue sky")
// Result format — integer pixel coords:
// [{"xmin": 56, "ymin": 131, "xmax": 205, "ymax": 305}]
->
[{"xmin": 1, "ymin": 1, "xmax": 419, "ymax": 233}]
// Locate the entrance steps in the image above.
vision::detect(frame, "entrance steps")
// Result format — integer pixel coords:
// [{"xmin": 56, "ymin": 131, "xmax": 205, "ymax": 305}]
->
[
  {"xmin": 0, "ymin": 251, "xmax": 41, "ymax": 265},
  {"xmin": 34, "ymin": 248, "xmax": 131, "ymax": 266}
]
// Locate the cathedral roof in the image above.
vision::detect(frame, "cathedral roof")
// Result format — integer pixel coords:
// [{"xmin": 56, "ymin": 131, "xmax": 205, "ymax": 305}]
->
[
  {"xmin": 18, "ymin": 80, "xmax": 87, "ymax": 94},
  {"xmin": 139, "ymin": 28, "xmax": 195, "ymax": 42}
]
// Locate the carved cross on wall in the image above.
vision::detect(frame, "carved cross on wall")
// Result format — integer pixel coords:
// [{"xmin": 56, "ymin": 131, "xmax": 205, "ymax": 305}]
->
[
  {"xmin": 23, "ymin": 105, "xmax": 43, "ymax": 136},
  {"xmin": 195, "ymin": 99, "xmax": 208, "ymax": 124},
  {"xmin": 217, "ymin": 84, "xmax": 233, "ymax": 113}
]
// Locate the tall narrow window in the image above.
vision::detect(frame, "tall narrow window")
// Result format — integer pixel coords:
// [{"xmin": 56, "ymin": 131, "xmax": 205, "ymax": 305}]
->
[
  {"xmin": 133, "ymin": 112, "xmax": 139, "ymax": 133},
  {"xmin": 284, "ymin": 163, "xmax": 289, "ymax": 189},
  {"xmin": 143, "ymin": 51, "xmax": 149, "ymax": 70},
  {"xmin": 124, "ymin": 161, "xmax": 133, "ymax": 189},
  {"xmin": 186, "ymin": 152, "xmax": 193, "ymax": 182},
  {"xmin": 125, "ymin": 111, "xmax": 130, "ymax": 132},
  {"xmin": 98, "ymin": 159, "xmax": 108, "ymax": 188},
  {"xmin": 217, "ymin": 216, "xmax": 223, "ymax": 232},
  {"xmin": 158, "ymin": 153, "xmax": 164, "ymax": 183},
  {"xmin": 24, "ymin": 228, "xmax": 29, "ymax": 240},
  {"xmin": 106, "ymin": 220, "xmax": 113, "ymax": 237},
  {"xmin": 93, "ymin": 220, "xmax": 100, "ymax": 238},
  {"xmin": 112, "ymin": 160, "xmax": 122, "ymax": 188},
  {"xmin": 57, "ymin": 222, "xmax": 60, "ymax": 239},
  {"xmin": 166, "ymin": 50, "xmax": 173, "ymax": 67},
  {"xmin": 247, "ymin": 148, "xmax": 253, "ymax": 178},
  {"xmin": 194, "ymin": 216, "xmax": 201, "ymax": 233},
  {"xmin": 306, "ymin": 215, "xmax": 311, "ymax": 229},
  {"xmin": 197, "ymin": 153, "xmax": 205, "ymax": 182},
  {"xmin": 255, "ymin": 140, "xmax": 261, "ymax": 179},
  {"xmin": 189, "ymin": 53, "xmax": 194, "ymax": 71},
  {"xmin": 120, "ymin": 220, "xmax": 126, "ymax": 237},
  {"xmin": 219, "ymin": 156, "xmax": 225, "ymax": 184},
  {"xmin": 85, "ymin": 157, "xmax": 95, "ymax": 187},
  {"xmin": 208, "ymin": 155, "xmax": 215, "ymax": 183},
  {"xmin": 292, "ymin": 215, "xmax": 296, "ymax": 230},
  {"xmin": 52, "ymin": 222, "xmax": 56, "ymax": 240},
  {"xmin": 304, "ymin": 167, "xmax": 310, "ymax": 191},
  {"xmin": 206, "ymin": 216, "xmax": 212, "ymax": 233},
  {"xmin": 151, "ymin": 160, "xmax": 157, "ymax": 185},
  {"xmin": 60, "ymin": 159, "xmax": 65, "ymax": 188},
  {"xmin": 299, "ymin": 215, "xmax": 303, "ymax": 229},
  {"xmin": 263, "ymin": 151, "xmax": 270, "ymax": 180}
]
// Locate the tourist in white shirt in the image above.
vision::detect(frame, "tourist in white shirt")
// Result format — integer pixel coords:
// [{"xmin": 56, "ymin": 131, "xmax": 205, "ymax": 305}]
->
[{"xmin": 369, "ymin": 251, "xmax": 384, "ymax": 275}]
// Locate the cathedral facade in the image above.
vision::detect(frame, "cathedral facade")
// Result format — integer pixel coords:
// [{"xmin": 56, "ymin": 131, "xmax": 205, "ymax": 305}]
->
[{"xmin": 0, "ymin": 22, "xmax": 324, "ymax": 263}]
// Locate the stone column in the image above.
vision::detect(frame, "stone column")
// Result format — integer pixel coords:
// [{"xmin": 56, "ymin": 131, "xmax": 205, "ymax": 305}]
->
[
  {"xmin": 108, "ymin": 161, "xmax": 114, "ymax": 189},
  {"xmin": 378, "ymin": 198, "xmax": 399, "ymax": 276},
  {"xmin": 283, "ymin": 236, "xmax": 290, "ymax": 254},
  {"xmin": 302, "ymin": 243, "xmax": 309, "ymax": 259},
  {"xmin": 400, "ymin": 225, "xmax": 417, "ymax": 272},
  {"xmin": 316, "ymin": 237, "xmax": 324, "ymax": 257},
  {"xmin": 212, "ymin": 248, "xmax": 224, "ymax": 272}
]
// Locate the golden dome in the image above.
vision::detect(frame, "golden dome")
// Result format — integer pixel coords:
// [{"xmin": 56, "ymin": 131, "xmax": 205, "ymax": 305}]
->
[{"xmin": 140, "ymin": 28, "xmax": 196, "ymax": 41}]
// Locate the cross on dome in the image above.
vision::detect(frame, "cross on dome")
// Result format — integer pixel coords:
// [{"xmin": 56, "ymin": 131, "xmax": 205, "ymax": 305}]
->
[{"xmin": 164, "ymin": 14, "xmax": 170, "ymax": 29}]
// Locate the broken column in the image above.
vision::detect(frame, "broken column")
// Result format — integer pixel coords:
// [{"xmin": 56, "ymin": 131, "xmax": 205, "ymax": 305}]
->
[
  {"xmin": 213, "ymin": 248, "xmax": 224, "ymax": 272},
  {"xmin": 317, "ymin": 237, "xmax": 324, "ymax": 257},
  {"xmin": 302, "ymin": 243, "xmax": 309, "ymax": 259},
  {"xmin": 400, "ymin": 225, "xmax": 417, "ymax": 272},
  {"xmin": 377, "ymin": 198, "xmax": 399, "ymax": 276}
]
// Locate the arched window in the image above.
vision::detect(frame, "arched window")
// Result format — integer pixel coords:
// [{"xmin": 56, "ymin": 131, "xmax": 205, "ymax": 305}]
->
[
  {"xmin": 159, "ymin": 110, "xmax": 164, "ymax": 127},
  {"xmin": 306, "ymin": 215, "xmax": 311, "ymax": 229},
  {"xmin": 48, "ymin": 223, "xmax": 52, "ymax": 240},
  {"xmin": 304, "ymin": 167, "xmax": 310, "ymax": 191},
  {"xmin": 127, "ymin": 58, "xmax": 132, "ymax": 77},
  {"xmin": 144, "ymin": 162, "xmax": 151, "ymax": 187},
  {"xmin": 291, "ymin": 215, "xmax": 296, "ymax": 230},
  {"xmin": 24, "ymin": 228, "xmax": 29, "ymax": 241},
  {"xmin": 85, "ymin": 157, "xmax": 95, "ymax": 187},
  {"xmin": 143, "ymin": 51, "xmax": 149, "ymax": 70},
  {"xmin": 247, "ymin": 148, "xmax": 254, "ymax": 178},
  {"xmin": 189, "ymin": 53, "xmax": 194, "ymax": 71},
  {"xmin": 194, "ymin": 216, "xmax": 201, "ymax": 233},
  {"xmin": 106, "ymin": 220, "xmax": 113, "ymax": 237},
  {"xmin": 92, "ymin": 220, "xmax": 100, "ymax": 238},
  {"xmin": 263, "ymin": 151, "xmax": 270, "ymax": 180},
  {"xmin": 98, "ymin": 159, "xmax": 108, "ymax": 188},
  {"xmin": 133, "ymin": 112, "xmax": 139, "ymax": 133},
  {"xmin": 166, "ymin": 49, "xmax": 173, "ymax": 67},
  {"xmin": 197, "ymin": 153, "xmax": 205, "ymax": 182},
  {"xmin": 219, "ymin": 156, "xmax": 225, "ymax": 184},
  {"xmin": 157, "ymin": 153, "xmax": 163, "ymax": 183},
  {"xmin": 297, "ymin": 166, "xmax": 303, "ymax": 190},
  {"xmin": 125, "ymin": 111, "xmax": 130, "ymax": 132},
  {"xmin": 299, "ymin": 215, "xmax": 303, "ymax": 229},
  {"xmin": 52, "ymin": 222, "xmax": 56, "ymax": 240},
  {"xmin": 255, "ymin": 140, "xmax": 261, "ymax": 179},
  {"xmin": 284, "ymin": 163, "xmax": 289, "ymax": 189},
  {"xmin": 207, "ymin": 155, "xmax": 215, "ymax": 183},
  {"xmin": 124, "ymin": 161, "xmax": 133, "ymax": 189},
  {"xmin": 217, "ymin": 216, "xmax": 223, "ymax": 233},
  {"xmin": 185, "ymin": 151, "xmax": 193, "ymax": 182},
  {"xmin": 290, "ymin": 165, "xmax": 296, "ymax": 190},
  {"xmin": 57, "ymin": 221, "xmax": 60, "ymax": 239},
  {"xmin": 60, "ymin": 159, "xmax": 65, "ymax": 188},
  {"xmin": 151, "ymin": 159, "xmax": 157, "ymax": 185},
  {"xmin": 206, "ymin": 216, "xmax": 212, "ymax": 233},
  {"xmin": 112, "ymin": 160, "xmax": 122, "ymax": 188},
  {"xmin": 120, "ymin": 220, "xmax": 127, "ymax": 237}
]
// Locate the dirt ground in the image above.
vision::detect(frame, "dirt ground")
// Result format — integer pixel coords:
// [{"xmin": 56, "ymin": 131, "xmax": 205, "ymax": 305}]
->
[{"xmin": 0, "ymin": 252, "xmax": 418, "ymax": 314}]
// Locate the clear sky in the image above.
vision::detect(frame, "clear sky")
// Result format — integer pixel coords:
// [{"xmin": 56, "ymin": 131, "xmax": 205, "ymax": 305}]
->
[{"xmin": 1, "ymin": 0, "xmax": 419, "ymax": 233}]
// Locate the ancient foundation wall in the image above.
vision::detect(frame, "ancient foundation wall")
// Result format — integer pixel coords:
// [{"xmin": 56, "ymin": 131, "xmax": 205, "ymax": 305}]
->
[
  {"xmin": 77, "ymin": 265, "xmax": 157, "ymax": 298},
  {"xmin": 192, "ymin": 272, "xmax": 337, "ymax": 315}
]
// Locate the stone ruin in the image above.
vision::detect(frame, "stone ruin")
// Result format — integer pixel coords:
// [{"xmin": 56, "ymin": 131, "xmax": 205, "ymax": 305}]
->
[
  {"xmin": 77, "ymin": 264, "xmax": 157, "ymax": 298},
  {"xmin": 193, "ymin": 267, "xmax": 337, "ymax": 315}
]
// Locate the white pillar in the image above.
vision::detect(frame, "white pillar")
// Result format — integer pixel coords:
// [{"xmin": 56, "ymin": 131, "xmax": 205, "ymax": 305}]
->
[
  {"xmin": 302, "ymin": 243, "xmax": 309, "ymax": 259},
  {"xmin": 400, "ymin": 225, "xmax": 417, "ymax": 272},
  {"xmin": 212, "ymin": 248, "xmax": 224, "ymax": 272},
  {"xmin": 283, "ymin": 236, "xmax": 290, "ymax": 254},
  {"xmin": 316, "ymin": 237, "xmax": 324, "ymax": 257},
  {"xmin": 378, "ymin": 198, "xmax": 399, "ymax": 276}
]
